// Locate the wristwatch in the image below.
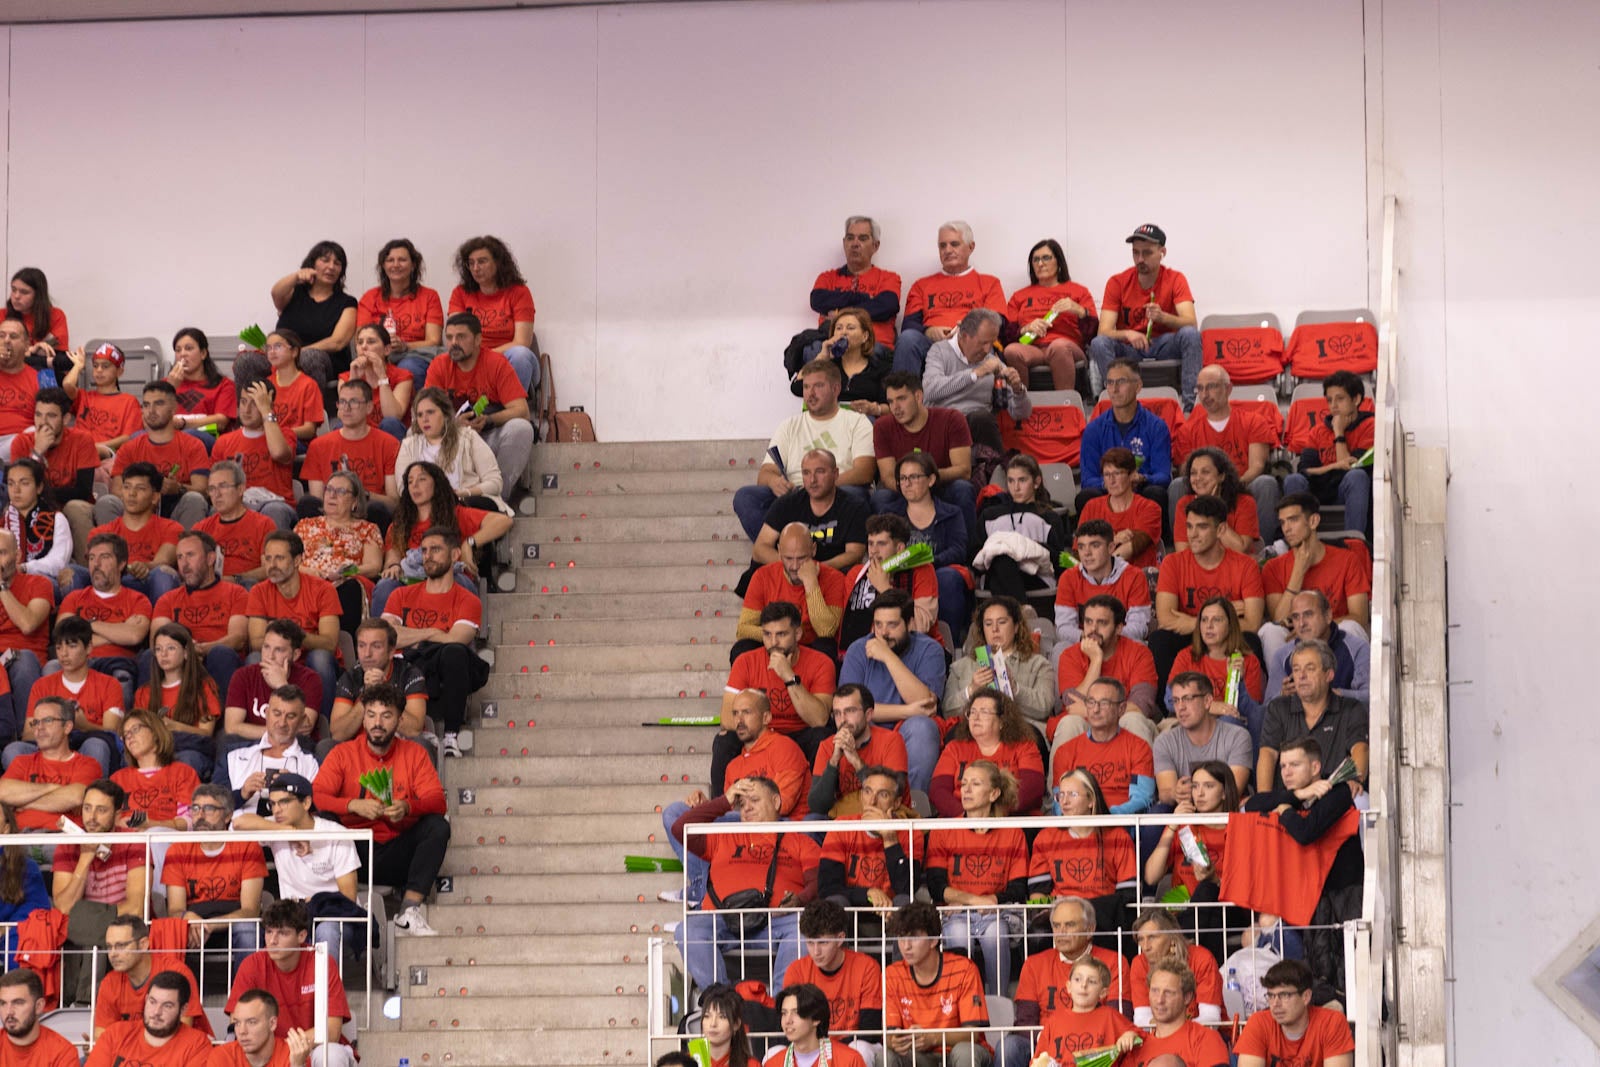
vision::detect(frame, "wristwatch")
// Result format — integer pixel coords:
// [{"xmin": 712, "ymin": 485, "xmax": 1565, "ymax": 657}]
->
[
  {"xmin": 785, "ymin": 677, "xmax": 803, "ymax": 688},
  {"xmin": 265, "ymin": 412, "xmax": 279, "ymax": 423}
]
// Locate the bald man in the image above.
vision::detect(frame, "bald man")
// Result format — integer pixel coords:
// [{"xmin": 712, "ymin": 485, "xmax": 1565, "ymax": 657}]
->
[
  {"xmin": 1170, "ymin": 364, "xmax": 1282, "ymax": 540},
  {"xmin": 732, "ymin": 523, "xmax": 848, "ymax": 663},
  {"xmin": 0, "ymin": 529, "xmax": 54, "ymax": 732},
  {"xmin": 750, "ymin": 449, "xmax": 868, "ymax": 571}
]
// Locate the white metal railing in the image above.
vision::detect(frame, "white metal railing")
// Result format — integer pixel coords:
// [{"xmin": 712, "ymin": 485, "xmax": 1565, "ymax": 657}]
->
[
  {"xmin": 0, "ymin": 826, "xmax": 377, "ymax": 1051},
  {"xmin": 652, "ymin": 811, "xmax": 1374, "ymax": 1060}
]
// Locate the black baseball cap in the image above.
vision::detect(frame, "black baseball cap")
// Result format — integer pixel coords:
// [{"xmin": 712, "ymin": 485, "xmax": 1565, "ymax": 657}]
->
[
  {"xmin": 1126, "ymin": 224, "xmax": 1167, "ymax": 246},
  {"xmin": 269, "ymin": 773, "xmax": 314, "ymax": 799}
]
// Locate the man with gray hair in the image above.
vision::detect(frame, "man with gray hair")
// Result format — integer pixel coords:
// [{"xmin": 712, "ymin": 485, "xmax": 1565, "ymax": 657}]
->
[
  {"xmin": 808, "ymin": 216, "xmax": 902, "ymax": 352},
  {"xmin": 920, "ymin": 308, "xmax": 1031, "ymax": 453},
  {"xmin": 1006, "ymin": 896, "xmax": 1131, "ymax": 1067},
  {"xmin": 195, "ymin": 459, "xmax": 285, "ymax": 585},
  {"xmin": 1266, "ymin": 589, "xmax": 1370, "ymax": 702},
  {"xmin": 893, "ymin": 221, "xmax": 1006, "ymax": 375},
  {"xmin": 1257, "ymin": 639, "xmax": 1368, "ymax": 793}
]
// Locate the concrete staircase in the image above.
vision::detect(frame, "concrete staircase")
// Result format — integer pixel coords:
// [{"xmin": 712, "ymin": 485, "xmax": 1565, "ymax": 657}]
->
[{"xmin": 358, "ymin": 439, "xmax": 767, "ymax": 1067}]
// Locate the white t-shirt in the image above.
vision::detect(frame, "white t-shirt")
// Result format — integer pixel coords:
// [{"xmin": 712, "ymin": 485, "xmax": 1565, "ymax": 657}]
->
[
  {"xmin": 270, "ymin": 815, "xmax": 362, "ymax": 901},
  {"xmin": 768, "ymin": 409, "xmax": 874, "ymax": 486}
]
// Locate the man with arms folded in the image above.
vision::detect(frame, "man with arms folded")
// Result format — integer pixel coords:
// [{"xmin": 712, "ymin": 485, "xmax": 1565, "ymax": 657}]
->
[
  {"xmin": 750, "ymin": 448, "xmax": 868, "ymax": 573},
  {"xmin": 837, "ymin": 591, "xmax": 944, "ymax": 794},
  {"xmin": 1266, "ymin": 590, "xmax": 1369, "ymax": 703},
  {"xmin": 894, "ymin": 221, "xmax": 1006, "ymax": 376},
  {"xmin": 733, "ymin": 358, "xmax": 875, "ymax": 542},
  {"xmin": 0, "ymin": 695, "xmax": 99, "ymax": 826},
  {"xmin": 163, "ymin": 781, "xmax": 268, "ymax": 981},
  {"xmin": 1152, "ymin": 672, "xmax": 1253, "ymax": 806},
  {"xmin": 1050, "ymin": 678, "xmax": 1155, "ymax": 815}
]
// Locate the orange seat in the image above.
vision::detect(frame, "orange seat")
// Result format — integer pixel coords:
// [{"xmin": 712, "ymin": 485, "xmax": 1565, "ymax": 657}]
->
[
  {"xmin": 1091, "ymin": 395, "xmax": 1183, "ymax": 436},
  {"xmin": 1200, "ymin": 325, "xmax": 1285, "ymax": 384},
  {"xmin": 1286, "ymin": 320, "xmax": 1378, "ymax": 378},
  {"xmin": 999, "ymin": 403, "xmax": 1087, "ymax": 467}
]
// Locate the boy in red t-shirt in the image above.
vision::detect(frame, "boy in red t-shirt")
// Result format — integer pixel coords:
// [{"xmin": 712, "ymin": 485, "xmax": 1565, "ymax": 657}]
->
[
  {"xmin": 299, "ymin": 378, "xmax": 400, "ymax": 526},
  {"xmin": 1283, "ymin": 370, "xmax": 1375, "ymax": 538},
  {"xmin": 1034, "ymin": 958, "xmax": 1140, "ymax": 1066},
  {"xmin": 70, "ymin": 343, "xmax": 143, "ymax": 450},
  {"xmin": 83, "ymin": 466, "xmax": 184, "ymax": 605},
  {"xmin": 1150, "ymin": 494, "xmax": 1266, "ymax": 694}
]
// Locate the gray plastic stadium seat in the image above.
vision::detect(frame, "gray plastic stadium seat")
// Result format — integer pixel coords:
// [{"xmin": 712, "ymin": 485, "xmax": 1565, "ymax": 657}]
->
[
  {"xmin": 207, "ymin": 334, "xmax": 246, "ymax": 380},
  {"xmin": 1294, "ymin": 307, "xmax": 1374, "ymax": 328},
  {"xmin": 84, "ymin": 336, "xmax": 163, "ymax": 389},
  {"xmin": 1041, "ymin": 463, "xmax": 1077, "ymax": 516},
  {"xmin": 1134, "ymin": 360, "xmax": 1181, "ymax": 392},
  {"xmin": 1029, "ymin": 390, "xmax": 1087, "ymax": 417},
  {"xmin": 1201, "ymin": 311, "xmax": 1282, "ymax": 333},
  {"xmin": 985, "ymin": 994, "xmax": 1017, "ymax": 1053},
  {"xmin": 1291, "ymin": 382, "xmax": 1326, "ymax": 405}
]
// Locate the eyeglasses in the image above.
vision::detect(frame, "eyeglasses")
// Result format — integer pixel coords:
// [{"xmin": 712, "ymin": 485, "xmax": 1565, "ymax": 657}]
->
[
  {"xmin": 1082, "ymin": 699, "xmax": 1121, "ymax": 711},
  {"xmin": 898, "ymin": 473, "xmax": 930, "ymax": 483},
  {"xmin": 967, "ymin": 708, "xmax": 999, "ymax": 719},
  {"xmin": 336, "ymin": 397, "xmax": 369, "ymax": 408},
  {"xmin": 324, "ymin": 486, "xmax": 353, "ymax": 498},
  {"xmin": 191, "ymin": 803, "xmax": 229, "ymax": 815},
  {"xmin": 1053, "ymin": 788, "xmax": 1087, "ymax": 801},
  {"xmin": 1030, "ymin": 254, "xmax": 1056, "ymax": 264},
  {"xmin": 1263, "ymin": 990, "xmax": 1305, "ymax": 1002},
  {"xmin": 208, "ymin": 482, "xmax": 238, "ymax": 492}
]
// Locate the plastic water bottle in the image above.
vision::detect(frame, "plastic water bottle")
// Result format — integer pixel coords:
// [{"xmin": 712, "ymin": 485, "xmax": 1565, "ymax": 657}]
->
[
  {"xmin": 1223, "ymin": 967, "xmax": 1245, "ymax": 1019},
  {"xmin": 399, "ymin": 1058, "xmax": 410, "ymax": 1067}
]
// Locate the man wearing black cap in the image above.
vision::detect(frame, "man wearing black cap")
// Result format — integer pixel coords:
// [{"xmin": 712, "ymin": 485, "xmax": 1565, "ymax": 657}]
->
[{"xmin": 1087, "ymin": 224, "xmax": 1202, "ymax": 406}]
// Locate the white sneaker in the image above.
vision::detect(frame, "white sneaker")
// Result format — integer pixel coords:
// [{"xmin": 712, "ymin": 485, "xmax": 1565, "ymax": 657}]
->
[
  {"xmin": 658, "ymin": 887, "xmax": 687, "ymax": 903},
  {"xmin": 441, "ymin": 732, "xmax": 463, "ymax": 758},
  {"xmin": 456, "ymin": 728, "xmax": 474, "ymax": 753},
  {"xmin": 395, "ymin": 904, "xmax": 439, "ymax": 937}
]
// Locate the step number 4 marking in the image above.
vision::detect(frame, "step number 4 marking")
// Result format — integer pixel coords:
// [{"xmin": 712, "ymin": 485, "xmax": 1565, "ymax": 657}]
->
[
  {"xmin": 482, "ymin": 702, "xmax": 498, "ymax": 719},
  {"xmin": 522, "ymin": 543, "xmax": 540, "ymax": 560},
  {"xmin": 542, "ymin": 474, "xmax": 558, "ymax": 489}
]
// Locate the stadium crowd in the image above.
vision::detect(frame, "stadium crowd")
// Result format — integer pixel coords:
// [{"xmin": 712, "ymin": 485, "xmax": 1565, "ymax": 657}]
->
[
  {"xmin": 664, "ymin": 217, "xmax": 1379, "ymax": 1067},
  {"xmin": 0, "ymin": 235, "xmax": 530, "ymax": 1062}
]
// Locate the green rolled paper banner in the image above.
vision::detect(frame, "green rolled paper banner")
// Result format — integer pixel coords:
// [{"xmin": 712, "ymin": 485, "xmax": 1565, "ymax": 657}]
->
[
  {"xmin": 358, "ymin": 766, "xmax": 394, "ymax": 806},
  {"xmin": 624, "ymin": 855, "xmax": 685, "ymax": 873},
  {"xmin": 653, "ymin": 716, "xmax": 720, "ymax": 726},
  {"xmin": 1019, "ymin": 310, "xmax": 1060, "ymax": 346},
  {"xmin": 882, "ymin": 543, "xmax": 934, "ymax": 574},
  {"xmin": 1354, "ymin": 447, "xmax": 1375, "ymax": 468}
]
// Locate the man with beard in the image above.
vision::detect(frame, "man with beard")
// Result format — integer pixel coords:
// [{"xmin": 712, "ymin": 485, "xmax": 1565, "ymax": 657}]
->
[
  {"xmin": 231, "ymin": 774, "xmax": 359, "ymax": 959},
  {"xmin": 720, "ymin": 601, "xmax": 835, "ymax": 774},
  {"xmin": 1085, "ymin": 224, "xmax": 1203, "ymax": 404},
  {"xmin": 840, "ymin": 514, "xmax": 938, "ymax": 648},
  {"xmin": 56, "ymin": 533, "xmax": 150, "ymax": 706},
  {"xmin": 0, "ymin": 967, "xmax": 78, "ymax": 1067},
  {"xmin": 0, "ymin": 530, "xmax": 54, "ymax": 705},
  {"xmin": 209, "ymin": 990, "xmax": 316, "ymax": 1067},
  {"xmin": 84, "ymin": 970, "xmax": 212, "ymax": 1067},
  {"xmin": 326, "ymin": 618, "xmax": 430, "ymax": 759},
  {"xmin": 52, "ymin": 780, "xmax": 146, "ymax": 1003},
  {"xmin": 838, "ymin": 591, "xmax": 944, "ymax": 794},
  {"xmin": 150, "ymin": 529, "xmax": 249, "ymax": 695},
  {"xmin": 733, "ymin": 523, "xmax": 847, "ymax": 662},
  {"xmin": 91, "ymin": 916, "xmax": 209, "ymax": 1040},
  {"xmin": 313, "ymin": 683, "xmax": 449, "ymax": 937},
  {"xmin": 98, "ymin": 382, "xmax": 210, "ymax": 528},
  {"xmin": 423, "ymin": 312, "xmax": 534, "ymax": 493},
  {"xmin": 245, "ymin": 532, "xmax": 341, "ymax": 714},
  {"xmin": 809, "ymin": 685, "xmax": 909, "ymax": 818},
  {"xmin": 226, "ymin": 901, "xmax": 354, "ymax": 1067},
  {"xmin": 380, "ymin": 528, "xmax": 489, "ymax": 759},
  {"xmin": 162, "ymin": 782, "xmax": 268, "ymax": 982},
  {"xmin": 1260, "ymin": 493, "xmax": 1372, "ymax": 666},
  {"xmin": 658, "ymin": 689, "xmax": 811, "ymax": 905}
]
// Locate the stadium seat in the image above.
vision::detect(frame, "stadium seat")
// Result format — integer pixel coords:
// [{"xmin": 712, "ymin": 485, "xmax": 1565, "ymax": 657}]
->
[
  {"xmin": 1092, "ymin": 390, "xmax": 1183, "ymax": 435},
  {"xmin": 1228, "ymin": 385, "xmax": 1286, "ymax": 446},
  {"xmin": 1285, "ymin": 308, "xmax": 1379, "ymax": 380},
  {"xmin": 208, "ymin": 334, "xmax": 246, "ymax": 379},
  {"xmin": 85, "ymin": 335, "xmax": 163, "ymax": 389},
  {"xmin": 1133, "ymin": 360, "xmax": 1182, "ymax": 393},
  {"xmin": 1199, "ymin": 313, "xmax": 1285, "ymax": 386},
  {"xmin": 1041, "ymin": 463, "xmax": 1076, "ymax": 516},
  {"xmin": 984, "ymin": 994, "xmax": 1016, "ymax": 1053}
]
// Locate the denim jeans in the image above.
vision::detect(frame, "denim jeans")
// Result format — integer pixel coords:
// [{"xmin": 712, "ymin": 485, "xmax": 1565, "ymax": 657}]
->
[
  {"xmin": 676, "ymin": 909, "xmax": 801, "ymax": 995},
  {"xmin": 942, "ymin": 908, "xmax": 1023, "ymax": 994},
  {"xmin": 732, "ymin": 484, "xmax": 871, "ymax": 543},
  {"xmin": 891, "ymin": 329, "xmax": 934, "ymax": 376},
  {"xmin": 896, "ymin": 716, "xmax": 942, "ymax": 795},
  {"xmin": 1283, "ymin": 468, "xmax": 1371, "ymax": 536},
  {"xmin": 1087, "ymin": 326, "xmax": 1203, "ymax": 404},
  {"xmin": 660, "ymin": 804, "xmax": 741, "ymax": 902}
]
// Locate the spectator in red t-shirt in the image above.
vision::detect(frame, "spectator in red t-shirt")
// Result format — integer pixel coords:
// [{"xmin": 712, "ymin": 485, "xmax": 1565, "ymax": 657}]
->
[
  {"xmin": 1175, "ymin": 365, "xmax": 1281, "ymax": 540},
  {"xmin": 0, "ymin": 529, "xmax": 54, "ymax": 710},
  {"xmin": 211, "ymin": 379, "xmax": 295, "ymax": 516},
  {"xmin": 809, "ymin": 684, "xmax": 910, "ymax": 819},
  {"xmin": 1053, "ymin": 595, "xmax": 1160, "ymax": 745},
  {"xmin": 734, "ymin": 524, "xmax": 846, "ymax": 662},
  {"xmin": 196, "ymin": 461, "xmax": 285, "ymax": 585},
  {"xmin": 425, "ymin": 312, "xmax": 535, "ymax": 499},
  {"xmin": 0, "ymin": 320, "xmax": 40, "ymax": 450},
  {"xmin": 1054, "ymin": 518, "xmax": 1154, "ymax": 647},
  {"xmin": 5, "ymin": 269, "xmax": 67, "ymax": 358},
  {"xmin": 65, "ymin": 342, "xmax": 142, "ymax": 454},
  {"xmin": 1259, "ymin": 493, "xmax": 1373, "ymax": 677},
  {"xmin": 247, "ymin": 531, "xmax": 342, "ymax": 713},
  {"xmin": 893, "ymin": 220, "xmax": 1007, "ymax": 377},
  {"xmin": 12, "ymin": 388, "xmax": 97, "ymax": 558},
  {"xmin": 149, "ymin": 530, "xmax": 248, "ymax": 698},
  {"xmin": 381, "ymin": 528, "xmax": 489, "ymax": 759},
  {"xmin": 1173, "ymin": 448, "xmax": 1261, "ymax": 557},
  {"xmin": 17, "ymin": 615, "xmax": 122, "ymax": 774},
  {"xmin": 358, "ymin": 238, "xmax": 445, "ymax": 381},
  {"xmin": 373, "ymin": 460, "xmax": 510, "ymax": 618},
  {"xmin": 1123, "ymin": 960, "xmax": 1230, "ymax": 1067},
  {"xmin": 1051, "ymin": 677, "xmax": 1156, "ymax": 815},
  {"xmin": 1003, "ymin": 238, "xmax": 1098, "ymax": 390},
  {"xmin": 448, "ymin": 235, "xmax": 539, "ymax": 392},
  {"xmin": 1151, "ymin": 494, "xmax": 1267, "ymax": 693},
  {"xmin": 788, "ymin": 216, "xmax": 900, "ymax": 371},
  {"xmin": 72, "ymin": 465, "xmax": 184, "ymax": 606},
  {"xmin": 718, "ymin": 601, "xmax": 835, "ymax": 784},
  {"xmin": 1143, "ymin": 761, "xmax": 1242, "ymax": 967},
  {"xmin": 215, "ymin": 990, "xmax": 316, "ymax": 1067},
  {"xmin": 343, "ymin": 322, "xmax": 416, "ymax": 439},
  {"xmin": 1284, "ymin": 370, "xmax": 1373, "ymax": 537},
  {"xmin": 1086, "ymin": 224, "xmax": 1203, "ymax": 405},
  {"xmin": 225, "ymin": 900, "xmax": 354, "ymax": 1067},
  {"xmin": 164, "ymin": 781, "xmax": 267, "ymax": 980},
  {"xmin": 83, "ymin": 970, "xmax": 213, "ymax": 1067},
  {"xmin": 298, "ymin": 377, "xmax": 401, "ymax": 529},
  {"xmin": 313, "ymin": 682, "xmax": 450, "ymax": 937},
  {"xmin": 96, "ymin": 383, "xmax": 211, "ymax": 530},
  {"xmin": 0, "ymin": 967, "xmax": 80, "ymax": 1067},
  {"xmin": 112, "ymin": 709, "xmax": 200, "ymax": 832},
  {"xmin": 165, "ymin": 328, "xmax": 238, "ymax": 451},
  {"xmin": 135, "ymin": 624, "xmax": 222, "ymax": 778},
  {"xmin": 0, "ymin": 695, "xmax": 98, "ymax": 828},
  {"xmin": 1235, "ymin": 959, "xmax": 1355, "ymax": 1067},
  {"xmin": 1168, "ymin": 596, "xmax": 1266, "ymax": 747},
  {"xmin": 234, "ymin": 331, "xmax": 326, "ymax": 444}
]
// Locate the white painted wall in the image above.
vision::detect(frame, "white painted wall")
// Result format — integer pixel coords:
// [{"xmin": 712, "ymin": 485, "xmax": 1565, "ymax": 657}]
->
[
  {"xmin": 0, "ymin": 0, "xmax": 1367, "ymax": 439},
  {"xmin": 0, "ymin": 0, "xmax": 1590, "ymax": 1061}
]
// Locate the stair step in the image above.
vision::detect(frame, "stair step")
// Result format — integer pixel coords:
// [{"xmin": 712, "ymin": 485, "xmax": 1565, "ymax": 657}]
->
[
  {"xmin": 440, "ymin": 784, "xmax": 687, "ymax": 815},
  {"xmin": 534, "ymin": 439, "xmax": 766, "ymax": 473},
  {"xmin": 445, "ymin": 753, "xmax": 710, "ymax": 788},
  {"xmin": 402, "ymin": 993, "xmax": 649, "ymax": 1031},
  {"xmin": 462, "ymin": 724, "xmax": 718, "ymax": 756},
  {"xmin": 398, "ymin": 963, "xmax": 651, "ymax": 997},
  {"xmin": 446, "ymin": 813, "xmax": 665, "ymax": 846},
  {"xmin": 501, "ymin": 616, "xmax": 734, "ymax": 646},
  {"xmin": 515, "ymin": 538, "xmax": 751, "ymax": 569},
  {"xmin": 488, "ymin": 590, "xmax": 740, "ymax": 621},
  {"xmin": 538, "ymin": 469, "xmax": 753, "ymax": 494},
  {"xmin": 496, "ymin": 644, "xmax": 735, "ymax": 674},
  {"xmin": 513, "ymin": 514, "xmax": 748, "ymax": 543},
  {"xmin": 359, "ymin": 1026, "xmax": 647, "ymax": 1066},
  {"xmin": 401, "ymin": 908, "xmax": 672, "ymax": 942},
  {"xmin": 525, "ymin": 492, "xmax": 736, "ymax": 519},
  {"xmin": 516, "ymin": 563, "xmax": 746, "ymax": 595},
  {"xmin": 441, "ymin": 871, "xmax": 680, "ymax": 905},
  {"xmin": 442, "ymin": 842, "xmax": 676, "ymax": 876},
  {"xmin": 480, "ymin": 668, "xmax": 726, "ymax": 701},
  {"xmin": 477, "ymin": 697, "xmax": 722, "ymax": 730}
]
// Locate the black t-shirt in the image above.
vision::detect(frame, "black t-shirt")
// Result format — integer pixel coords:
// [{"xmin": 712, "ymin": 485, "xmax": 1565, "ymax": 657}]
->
[
  {"xmin": 761, "ymin": 488, "xmax": 868, "ymax": 564},
  {"xmin": 276, "ymin": 286, "xmax": 358, "ymax": 351},
  {"xmin": 334, "ymin": 660, "xmax": 429, "ymax": 703}
]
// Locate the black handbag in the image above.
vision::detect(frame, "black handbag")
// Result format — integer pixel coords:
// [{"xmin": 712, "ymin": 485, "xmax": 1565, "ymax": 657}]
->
[{"xmin": 707, "ymin": 838, "xmax": 782, "ymax": 937}]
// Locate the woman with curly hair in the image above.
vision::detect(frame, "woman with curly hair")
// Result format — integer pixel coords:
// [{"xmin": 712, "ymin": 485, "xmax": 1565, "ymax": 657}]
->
[
  {"xmin": 929, "ymin": 690, "xmax": 1045, "ymax": 817},
  {"xmin": 448, "ymin": 235, "xmax": 538, "ymax": 392},
  {"xmin": 944, "ymin": 596, "xmax": 1056, "ymax": 728},
  {"xmin": 1174, "ymin": 446, "xmax": 1260, "ymax": 555}
]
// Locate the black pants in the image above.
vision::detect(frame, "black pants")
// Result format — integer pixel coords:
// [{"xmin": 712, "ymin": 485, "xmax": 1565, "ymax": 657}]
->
[
  {"xmin": 708, "ymin": 725, "xmax": 831, "ymax": 795},
  {"xmin": 405, "ymin": 642, "xmax": 490, "ymax": 732},
  {"xmin": 361, "ymin": 814, "xmax": 452, "ymax": 897}
]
